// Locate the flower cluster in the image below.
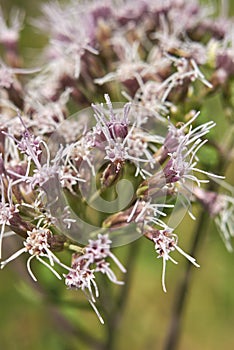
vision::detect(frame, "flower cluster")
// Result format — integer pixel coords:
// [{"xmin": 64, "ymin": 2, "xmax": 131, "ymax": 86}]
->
[
  {"xmin": 0, "ymin": 0, "xmax": 233, "ymax": 323},
  {"xmin": 65, "ymin": 234, "xmax": 126, "ymax": 323}
]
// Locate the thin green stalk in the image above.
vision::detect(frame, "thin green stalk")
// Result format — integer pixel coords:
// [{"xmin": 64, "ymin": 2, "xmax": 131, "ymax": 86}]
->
[
  {"xmin": 163, "ymin": 128, "xmax": 234, "ymax": 350},
  {"xmin": 103, "ymin": 239, "xmax": 141, "ymax": 350},
  {"xmin": 163, "ymin": 209, "xmax": 209, "ymax": 350}
]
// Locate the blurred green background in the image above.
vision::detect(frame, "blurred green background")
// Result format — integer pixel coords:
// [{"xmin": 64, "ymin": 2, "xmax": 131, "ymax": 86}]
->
[{"xmin": 0, "ymin": 0, "xmax": 234, "ymax": 349}]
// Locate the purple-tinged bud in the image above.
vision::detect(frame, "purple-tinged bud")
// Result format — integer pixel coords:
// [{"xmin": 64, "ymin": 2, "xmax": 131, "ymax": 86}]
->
[
  {"xmin": 105, "ymin": 94, "xmax": 130, "ymax": 140},
  {"xmin": 107, "ymin": 122, "xmax": 128, "ymax": 140},
  {"xmin": 92, "ymin": 95, "xmax": 130, "ymax": 145},
  {"xmin": 47, "ymin": 234, "xmax": 66, "ymax": 252},
  {"xmin": 8, "ymin": 211, "xmax": 35, "ymax": 239},
  {"xmin": 163, "ymin": 159, "xmax": 180, "ymax": 183}
]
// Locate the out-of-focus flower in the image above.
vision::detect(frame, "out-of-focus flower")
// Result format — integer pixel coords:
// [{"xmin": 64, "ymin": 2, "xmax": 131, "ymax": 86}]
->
[
  {"xmin": 194, "ymin": 187, "xmax": 234, "ymax": 251},
  {"xmin": 0, "ymin": 7, "xmax": 24, "ymax": 48},
  {"xmin": 33, "ymin": 2, "xmax": 98, "ymax": 79}
]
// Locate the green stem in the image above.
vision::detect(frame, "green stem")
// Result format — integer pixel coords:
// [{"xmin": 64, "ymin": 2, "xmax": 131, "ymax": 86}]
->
[
  {"xmin": 64, "ymin": 243, "xmax": 85, "ymax": 253},
  {"xmin": 103, "ymin": 239, "xmax": 141, "ymax": 350},
  {"xmin": 163, "ymin": 130, "xmax": 234, "ymax": 350},
  {"xmin": 163, "ymin": 209, "xmax": 209, "ymax": 350}
]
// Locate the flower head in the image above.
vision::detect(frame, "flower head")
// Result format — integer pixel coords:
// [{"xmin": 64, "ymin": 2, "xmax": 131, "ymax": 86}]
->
[
  {"xmin": 92, "ymin": 94, "xmax": 130, "ymax": 142},
  {"xmin": 65, "ymin": 234, "xmax": 126, "ymax": 323},
  {"xmin": 161, "ymin": 113, "xmax": 223, "ymax": 189},
  {"xmin": 145, "ymin": 227, "xmax": 199, "ymax": 292},
  {"xmin": 1, "ymin": 227, "xmax": 69, "ymax": 281}
]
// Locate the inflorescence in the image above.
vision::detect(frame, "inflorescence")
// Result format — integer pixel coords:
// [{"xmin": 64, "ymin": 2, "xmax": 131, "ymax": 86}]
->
[{"xmin": 0, "ymin": 0, "xmax": 233, "ymax": 323}]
